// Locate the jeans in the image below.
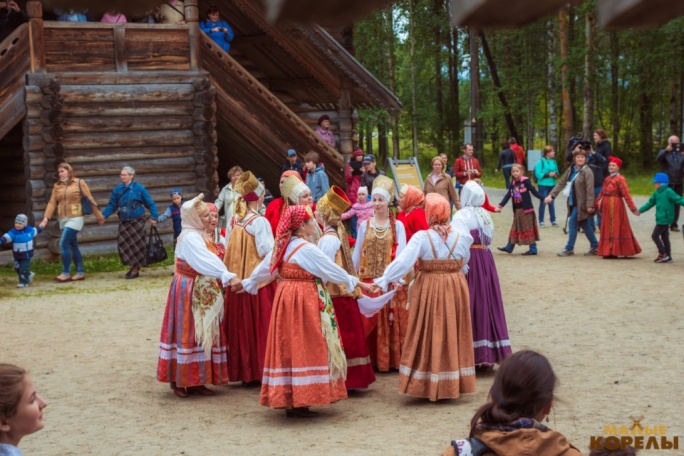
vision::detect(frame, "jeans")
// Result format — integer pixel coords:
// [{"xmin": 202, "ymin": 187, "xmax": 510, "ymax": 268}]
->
[
  {"xmin": 537, "ymin": 185, "xmax": 556, "ymax": 223},
  {"xmin": 14, "ymin": 259, "xmax": 31, "ymax": 285},
  {"xmin": 590, "ymin": 187, "xmax": 602, "ymax": 229},
  {"xmin": 652, "ymin": 224, "xmax": 671, "ymax": 257},
  {"xmin": 565, "ymin": 206, "xmax": 598, "ymax": 251},
  {"xmin": 503, "ymin": 166, "xmax": 512, "ymax": 189},
  {"xmin": 60, "ymin": 227, "xmax": 84, "ymax": 275},
  {"xmin": 350, "ymin": 215, "xmax": 358, "ymax": 238}
]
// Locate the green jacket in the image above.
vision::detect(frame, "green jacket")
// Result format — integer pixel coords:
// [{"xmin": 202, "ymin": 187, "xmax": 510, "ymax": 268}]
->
[
  {"xmin": 639, "ymin": 186, "xmax": 684, "ymax": 225},
  {"xmin": 535, "ymin": 157, "xmax": 560, "ymax": 187}
]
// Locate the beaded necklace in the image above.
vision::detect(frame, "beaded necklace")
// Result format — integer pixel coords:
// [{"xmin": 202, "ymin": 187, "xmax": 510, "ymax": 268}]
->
[{"xmin": 372, "ymin": 214, "xmax": 390, "ymax": 239}]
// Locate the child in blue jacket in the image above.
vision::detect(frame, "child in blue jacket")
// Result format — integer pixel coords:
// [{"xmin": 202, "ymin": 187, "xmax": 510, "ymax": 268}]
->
[
  {"xmin": 157, "ymin": 188, "xmax": 184, "ymax": 249},
  {"xmin": 200, "ymin": 6, "xmax": 234, "ymax": 52},
  {"xmin": 0, "ymin": 214, "xmax": 43, "ymax": 288}
]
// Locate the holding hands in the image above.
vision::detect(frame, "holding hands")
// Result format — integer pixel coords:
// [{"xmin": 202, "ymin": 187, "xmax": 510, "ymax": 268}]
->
[
  {"xmin": 544, "ymin": 196, "xmax": 553, "ymax": 204},
  {"xmin": 229, "ymin": 277, "xmax": 243, "ymax": 292}
]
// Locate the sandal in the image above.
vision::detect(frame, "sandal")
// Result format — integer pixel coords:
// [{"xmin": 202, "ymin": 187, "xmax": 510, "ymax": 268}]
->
[
  {"xmin": 54, "ymin": 274, "xmax": 71, "ymax": 283},
  {"xmin": 71, "ymin": 275, "xmax": 86, "ymax": 281}
]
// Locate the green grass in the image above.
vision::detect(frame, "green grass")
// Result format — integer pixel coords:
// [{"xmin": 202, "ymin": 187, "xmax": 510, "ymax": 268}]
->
[{"xmin": 0, "ymin": 246, "xmax": 175, "ymax": 277}]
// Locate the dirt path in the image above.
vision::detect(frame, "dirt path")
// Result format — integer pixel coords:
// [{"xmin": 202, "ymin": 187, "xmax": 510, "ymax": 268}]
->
[{"xmin": 1, "ymin": 189, "xmax": 682, "ymax": 455}]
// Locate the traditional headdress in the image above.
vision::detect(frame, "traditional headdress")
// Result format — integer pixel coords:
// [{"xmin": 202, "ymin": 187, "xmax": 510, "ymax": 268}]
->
[
  {"xmin": 270, "ymin": 205, "xmax": 311, "ymax": 274},
  {"xmin": 399, "ymin": 184, "xmax": 424, "ymax": 214},
  {"xmin": 371, "ymin": 175, "xmax": 395, "ymax": 202},
  {"xmin": 609, "ymin": 156, "xmax": 623, "ymax": 168},
  {"xmin": 452, "ymin": 181, "xmax": 494, "ymax": 245},
  {"xmin": 233, "ymin": 171, "xmax": 265, "ymax": 221},
  {"xmin": 177, "ymin": 193, "xmax": 209, "ymax": 249},
  {"xmin": 316, "ymin": 185, "xmax": 351, "ymax": 222},
  {"xmin": 281, "ymin": 174, "xmax": 310, "ymax": 205},
  {"xmin": 425, "ymin": 193, "xmax": 451, "ymax": 241},
  {"xmin": 281, "ymin": 169, "xmax": 303, "ymax": 182}
]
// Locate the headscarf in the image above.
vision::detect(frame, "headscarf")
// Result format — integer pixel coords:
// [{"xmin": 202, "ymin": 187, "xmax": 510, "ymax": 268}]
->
[
  {"xmin": 270, "ymin": 205, "xmax": 311, "ymax": 274},
  {"xmin": 425, "ymin": 193, "xmax": 451, "ymax": 241},
  {"xmin": 609, "ymin": 156, "xmax": 623, "ymax": 168},
  {"xmin": 206, "ymin": 202, "xmax": 218, "ymax": 213},
  {"xmin": 400, "ymin": 184, "xmax": 424, "ymax": 214},
  {"xmin": 452, "ymin": 181, "xmax": 494, "ymax": 245},
  {"xmin": 281, "ymin": 169, "xmax": 302, "ymax": 182},
  {"xmin": 177, "ymin": 193, "xmax": 209, "ymax": 249},
  {"xmin": 281, "ymin": 174, "xmax": 310, "ymax": 205}
]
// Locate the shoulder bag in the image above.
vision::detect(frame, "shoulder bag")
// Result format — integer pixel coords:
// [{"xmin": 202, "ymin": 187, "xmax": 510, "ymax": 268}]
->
[
  {"xmin": 78, "ymin": 179, "xmax": 93, "ymax": 215},
  {"xmin": 146, "ymin": 226, "xmax": 168, "ymax": 266}
]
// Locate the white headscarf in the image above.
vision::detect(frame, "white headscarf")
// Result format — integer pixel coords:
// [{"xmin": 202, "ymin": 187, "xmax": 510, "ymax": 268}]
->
[
  {"xmin": 451, "ymin": 181, "xmax": 494, "ymax": 245},
  {"xmin": 176, "ymin": 193, "xmax": 209, "ymax": 249}
]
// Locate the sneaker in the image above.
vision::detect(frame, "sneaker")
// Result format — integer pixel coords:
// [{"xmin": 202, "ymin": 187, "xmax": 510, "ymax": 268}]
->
[
  {"xmin": 670, "ymin": 226, "xmax": 680, "ymax": 232},
  {"xmin": 655, "ymin": 255, "xmax": 672, "ymax": 263},
  {"xmin": 17, "ymin": 283, "xmax": 28, "ymax": 288},
  {"xmin": 557, "ymin": 249, "xmax": 574, "ymax": 257},
  {"xmin": 28, "ymin": 272, "xmax": 35, "ymax": 284},
  {"xmin": 539, "ymin": 222, "xmax": 546, "ymax": 228},
  {"xmin": 584, "ymin": 248, "xmax": 598, "ymax": 256},
  {"xmin": 552, "ymin": 221, "xmax": 559, "ymax": 227}
]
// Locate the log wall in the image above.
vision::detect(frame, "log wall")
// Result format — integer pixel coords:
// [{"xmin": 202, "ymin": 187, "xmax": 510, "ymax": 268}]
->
[{"xmin": 8, "ymin": 73, "xmax": 218, "ymax": 265}]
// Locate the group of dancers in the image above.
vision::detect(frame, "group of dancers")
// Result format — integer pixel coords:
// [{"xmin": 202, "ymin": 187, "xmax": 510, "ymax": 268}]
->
[{"xmin": 156, "ymin": 169, "xmax": 512, "ymax": 416}]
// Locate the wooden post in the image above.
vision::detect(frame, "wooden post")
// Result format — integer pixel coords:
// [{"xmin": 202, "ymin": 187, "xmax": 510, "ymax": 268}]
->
[
  {"xmin": 338, "ymin": 86, "xmax": 353, "ymax": 161},
  {"xmin": 113, "ymin": 26, "xmax": 128, "ymax": 72},
  {"xmin": 26, "ymin": 0, "xmax": 45, "ymax": 73},
  {"xmin": 185, "ymin": 0, "xmax": 202, "ymax": 72}
]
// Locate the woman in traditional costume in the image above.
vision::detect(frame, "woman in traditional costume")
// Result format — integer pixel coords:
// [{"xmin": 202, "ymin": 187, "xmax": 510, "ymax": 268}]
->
[
  {"xmin": 264, "ymin": 170, "xmax": 303, "ymax": 235},
  {"xmin": 596, "ymin": 157, "xmax": 641, "ymax": 258},
  {"xmin": 372, "ymin": 193, "xmax": 475, "ymax": 401},
  {"xmin": 452, "ymin": 181, "xmax": 512, "ymax": 367},
  {"xmin": 315, "ymin": 186, "xmax": 376, "ymax": 389},
  {"xmin": 396, "ymin": 184, "xmax": 428, "ymax": 242},
  {"xmin": 352, "ymin": 175, "xmax": 408, "ymax": 372},
  {"xmin": 223, "ymin": 171, "xmax": 276, "ymax": 384},
  {"xmin": 206, "ymin": 202, "xmax": 225, "ymax": 259},
  {"xmin": 157, "ymin": 194, "xmax": 238, "ymax": 398},
  {"xmin": 280, "ymin": 174, "xmax": 321, "ymax": 243},
  {"xmin": 242, "ymin": 206, "xmax": 373, "ymax": 417}
]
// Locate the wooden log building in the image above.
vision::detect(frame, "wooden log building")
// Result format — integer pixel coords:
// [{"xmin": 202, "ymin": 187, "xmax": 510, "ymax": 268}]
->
[{"xmin": 0, "ymin": 0, "xmax": 401, "ymax": 265}]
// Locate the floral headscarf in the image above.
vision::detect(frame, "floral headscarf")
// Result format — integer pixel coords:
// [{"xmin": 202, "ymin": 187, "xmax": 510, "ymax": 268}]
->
[
  {"xmin": 269, "ymin": 205, "xmax": 311, "ymax": 274},
  {"xmin": 177, "ymin": 193, "xmax": 209, "ymax": 249},
  {"xmin": 400, "ymin": 184, "xmax": 425, "ymax": 214},
  {"xmin": 425, "ymin": 193, "xmax": 451, "ymax": 241}
]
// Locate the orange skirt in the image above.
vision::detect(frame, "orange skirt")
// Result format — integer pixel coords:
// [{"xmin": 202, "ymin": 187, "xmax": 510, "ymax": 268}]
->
[
  {"xmin": 399, "ymin": 260, "xmax": 476, "ymax": 400},
  {"xmin": 259, "ymin": 263, "xmax": 347, "ymax": 408}
]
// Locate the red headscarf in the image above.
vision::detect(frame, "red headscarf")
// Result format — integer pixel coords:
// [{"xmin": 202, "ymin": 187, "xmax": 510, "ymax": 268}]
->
[
  {"xmin": 608, "ymin": 156, "xmax": 623, "ymax": 168},
  {"xmin": 425, "ymin": 193, "xmax": 452, "ymax": 241},
  {"xmin": 270, "ymin": 205, "xmax": 311, "ymax": 274},
  {"xmin": 206, "ymin": 203, "xmax": 218, "ymax": 213},
  {"xmin": 402, "ymin": 184, "xmax": 425, "ymax": 214}
]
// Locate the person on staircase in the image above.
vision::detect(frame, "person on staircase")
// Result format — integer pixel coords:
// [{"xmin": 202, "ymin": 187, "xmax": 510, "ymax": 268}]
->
[{"xmin": 200, "ymin": 5, "xmax": 234, "ymax": 52}]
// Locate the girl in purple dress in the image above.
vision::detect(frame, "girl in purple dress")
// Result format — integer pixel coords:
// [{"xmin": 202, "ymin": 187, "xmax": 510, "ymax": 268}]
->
[{"xmin": 451, "ymin": 181, "xmax": 512, "ymax": 367}]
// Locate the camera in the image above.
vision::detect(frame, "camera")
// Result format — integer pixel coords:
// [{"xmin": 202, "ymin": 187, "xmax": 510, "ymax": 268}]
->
[
  {"xmin": 578, "ymin": 140, "xmax": 592, "ymax": 151},
  {"xmin": 671, "ymin": 142, "xmax": 684, "ymax": 152}
]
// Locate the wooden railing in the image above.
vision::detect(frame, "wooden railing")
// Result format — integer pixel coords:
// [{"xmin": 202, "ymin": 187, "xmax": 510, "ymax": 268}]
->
[{"xmin": 0, "ymin": 23, "xmax": 30, "ymax": 139}]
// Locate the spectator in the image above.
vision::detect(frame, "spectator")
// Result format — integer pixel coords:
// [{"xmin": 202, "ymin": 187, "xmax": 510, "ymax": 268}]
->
[
  {"xmin": 280, "ymin": 149, "xmax": 304, "ymax": 179},
  {"xmin": 534, "ymin": 146, "xmax": 560, "ymax": 227},
  {"xmin": 359, "ymin": 154, "xmax": 385, "ymax": 193},
  {"xmin": 159, "ymin": 0, "xmax": 185, "ymax": 24},
  {"xmin": 341, "ymin": 186, "xmax": 372, "ymax": 237},
  {"xmin": 199, "ymin": 5, "xmax": 233, "ymax": 52},
  {"xmin": 545, "ymin": 148, "xmax": 598, "ymax": 257},
  {"xmin": 441, "ymin": 350, "xmax": 583, "ymax": 456},
  {"xmin": 304, "ymin": 151, "xmax": 330, "ymax": 203},
  {"xmin": 315, "ymin": 115, "xmax": 336, "ymax": 149},
  {"xmin": 594, "ymin": 128, "xmax": 612, "ymax": 177},
  {"xmin": 426, "ymin": 156, "xmax": 461, "ymax": 211},
  {"xmin": 344, "ymin": 148, "xmax": 365, "ymax": 237},
  {"xmin": 439, "ymin": 153, "xmax": 455, "ymax": 178},
  {"xmin": 100, "ymin": 10, "xmax": 127, "ymax": 23},
  {"xmin": 0, "ymin": 214, "xmax": 42, "ymax": 288},
  {"xmin": 215, "ymin": 165, "xmax": 243, "ymax": 231},
  {"xmin": 655, "ymin": 135, "xmax": 684, "ymax": 232},
  {"xmin": 101, "ymin": 166, "xmax": 159, "ymax": 279},
  {"xmin": 39, "ymin": 162, "xmax": 104, "ymax": 282},
  {"xmin": 586, "ymin": 143, "xmax": 607, "ymax": 230},
  {"xmin": 0, "ymin": 363, "xmax": 48, "ymax": 452},
  {"xmin": 157, "ymin": 188, "xmax": 185, "ymax": 250},
  {"xmin": 509, "ymin": 137, "xmax": 526, "ymax": 165},
  {"xmin": 453, "ymin": 143, "xmax": 482, "ymax": 188},
  {"xmin": 495, "ymin": 140, "xmax": 516, "ymax": 188},
  {"xmin": 0, "ymin": 1, "xmax": 27, "ymax": 42},
  {"xmin": 57, "ymin": 8, "xmax": 87, "ymax": 22}
]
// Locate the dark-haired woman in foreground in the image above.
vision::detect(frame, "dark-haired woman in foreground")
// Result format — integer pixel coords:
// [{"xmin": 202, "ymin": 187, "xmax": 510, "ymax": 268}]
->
[{"xmin": 442, "ymin": 350, "xmax": 583, "ymax": 456}]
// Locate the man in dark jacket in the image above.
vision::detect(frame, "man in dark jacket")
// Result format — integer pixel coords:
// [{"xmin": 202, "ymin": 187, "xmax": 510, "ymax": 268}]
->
[
  {"xmin": 586, "ymin": 145, "xmax": 607, "ymax": 229},
  {"xmin": 360, "ymin": 154, "xmax": 385, "ymax": 193},
  {"xmin": 495, "ymin": 140, "xmax": 516, "ymax": 188},
  {"xmin": 280, "ymin": 149, "xmax": 304, "ymax": 180},
  {"xmin": 655, "ymin": 135, "xmax": 684, "ymax": 231}
]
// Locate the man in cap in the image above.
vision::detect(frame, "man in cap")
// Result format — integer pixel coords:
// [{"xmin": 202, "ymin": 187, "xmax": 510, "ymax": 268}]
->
[
  {"xmin": 280, "ymin": 148, "xmax": 304, "ymax": 180},
  {"xmin": 360, "ymin": 154, "xmax": 385, "ymax": 194}
]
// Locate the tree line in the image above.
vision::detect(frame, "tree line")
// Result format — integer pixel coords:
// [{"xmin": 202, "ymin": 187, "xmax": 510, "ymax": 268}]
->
[{"xmin": 353, "ymin": 0, "xmax": 684, "ymax": 170}]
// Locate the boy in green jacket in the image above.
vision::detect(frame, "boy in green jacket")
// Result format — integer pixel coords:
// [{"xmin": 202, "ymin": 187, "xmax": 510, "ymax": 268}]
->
[{"xmin": 639, "ymin": 173, "xmax": 684, "ymax": 263}]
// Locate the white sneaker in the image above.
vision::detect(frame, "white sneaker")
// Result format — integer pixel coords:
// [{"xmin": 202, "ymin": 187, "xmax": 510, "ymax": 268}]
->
[
  {"xmin": 539, "ymin": 222, "xmax": 546, "ymax": 228},
  {"xmin": 17, "ymin": 283, "xmax": 28, "ymax": 288},
  {"xmin": 28, "ymin": 272, "xmax": 35, "ymax": 283}
]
